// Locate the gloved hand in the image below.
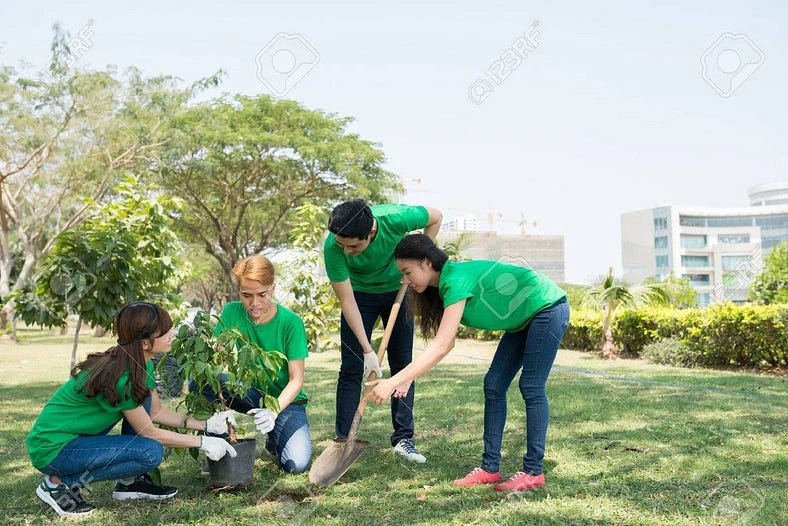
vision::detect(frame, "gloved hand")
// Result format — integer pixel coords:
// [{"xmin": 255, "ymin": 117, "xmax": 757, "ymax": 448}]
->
[
  {"xmin": 205, "ymin": 410, "xmax": 238, "ymax": 435},
  {"xmin": 363, "ymin": 351, "xmax": 382, "ymax": 379},
  {"xmin": 247, "ymin": 408, "xmax": 277, "ymax": 434},
  {"xmin": 199, "ymin": 436, "xmax": 238, "ymax": 461}
]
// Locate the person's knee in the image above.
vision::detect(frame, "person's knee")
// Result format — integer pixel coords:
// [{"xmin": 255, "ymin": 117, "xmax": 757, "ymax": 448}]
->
[
  {"xmin": 483, "ymin": 372, "xmax": 507, "ymax": 399},
  {"xmin": 281, "ymin": 455, "xmax": 311, "ymax": 474},
  {"xmin": 141, "ymin": 439, "xmax": 164, "ymax": 471}
]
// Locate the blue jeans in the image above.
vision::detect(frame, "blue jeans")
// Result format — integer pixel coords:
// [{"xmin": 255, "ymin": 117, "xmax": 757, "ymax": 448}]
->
[
  {"xmin": 481, "ymin": 297, "xmax": 570, "ymax": 475},
  {"xmin": 337, "ymin": 289, "xmax": 415, "ymax": 446},
  {"xmin": 40, "ymin": 396, "xmax": 163, "ymax": 488},
  {"xmin": 189, "ymin": 377, "xmax": 312, "ymax": 474}
]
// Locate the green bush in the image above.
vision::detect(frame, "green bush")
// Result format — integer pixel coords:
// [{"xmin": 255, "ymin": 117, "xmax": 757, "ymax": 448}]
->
[
  {"xmin": 560, "ymin": 309, "xmax": 603, "ymax": 351},
  {"xmin": 683, "ymin": 303, "xmax": 787, "ymax": 368},
  {"xmin": 456, "ymin": 325, "xmax": 502, "ymax": 341},
  {"xmin": 641, "ymin": 337, "xmax": 699, "ymax": 367},
  {"xmin": 613, "ymin": 307, "xmax": 701, "ymax": 356}
]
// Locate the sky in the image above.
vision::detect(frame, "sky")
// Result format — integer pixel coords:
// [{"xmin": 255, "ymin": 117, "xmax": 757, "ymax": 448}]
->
[{"xmin": 1, "ymin": 1, "xmax": 786, "ymax": 283}]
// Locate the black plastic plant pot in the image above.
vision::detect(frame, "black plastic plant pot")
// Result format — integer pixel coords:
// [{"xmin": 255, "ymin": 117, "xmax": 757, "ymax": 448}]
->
[{"xmin": 207, "ymin": 438, "xmax": 257, "ymax": 488}]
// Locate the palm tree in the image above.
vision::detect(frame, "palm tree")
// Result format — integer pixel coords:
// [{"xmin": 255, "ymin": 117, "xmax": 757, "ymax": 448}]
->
[
  {"xmin": 586, "ymin": 267, "xmax": 669, "ymax": 359},
  {"xmin": 442, "ymin": 232, "xmax": 473, "ymax": 262}
]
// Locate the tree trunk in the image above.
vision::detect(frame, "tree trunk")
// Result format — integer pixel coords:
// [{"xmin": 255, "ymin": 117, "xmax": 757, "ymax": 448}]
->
[
  {"xmin": 70, "ymin": 316, "xmax": 83, "ymax": 371},
  {"xmin": 599, "ymin": 306, "xmax": 618, "ymax": 360}
]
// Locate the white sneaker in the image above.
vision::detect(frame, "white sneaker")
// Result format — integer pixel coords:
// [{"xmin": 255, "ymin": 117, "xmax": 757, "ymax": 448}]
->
[{"xmin": 393, "ymin": 438, "xmax": 426, "ymax": 463}]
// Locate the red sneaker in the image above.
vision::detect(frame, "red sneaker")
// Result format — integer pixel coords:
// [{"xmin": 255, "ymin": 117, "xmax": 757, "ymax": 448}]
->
[
  {"xmin": 452, "ymin": 467, "xmax": 501, "ymax": 487},
  {"xmin": 494, "ymin": 471, "xmax": 545, "ymax": 492}
]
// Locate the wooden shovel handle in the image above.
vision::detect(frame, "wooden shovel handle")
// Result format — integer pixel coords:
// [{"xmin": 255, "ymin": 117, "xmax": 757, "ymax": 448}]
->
[{"xmin": 348, "ymin": 283, "xmax": 409, "ymax": 440}]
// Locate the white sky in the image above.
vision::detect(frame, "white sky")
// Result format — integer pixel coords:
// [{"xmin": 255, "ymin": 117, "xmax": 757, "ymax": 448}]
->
[{"xmin": 2, "ymin": 1, "xmax": 786, "ymax": 283}]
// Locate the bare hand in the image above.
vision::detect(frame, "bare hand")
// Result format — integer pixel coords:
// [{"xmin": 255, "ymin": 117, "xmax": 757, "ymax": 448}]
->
[
  {"xmin": 392, "ymin": 380, "xmax": 412, "ymax": 399},
  {"xmin": 366, "ymin": 378, "xmax": 396, "ymax": 404}
]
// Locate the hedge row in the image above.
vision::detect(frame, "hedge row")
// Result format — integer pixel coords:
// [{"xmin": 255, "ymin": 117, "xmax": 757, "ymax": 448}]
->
[
  {"xmin": 613, "ymin": 304, "xmax": 787, "ymax": 368},
  {"xmin": 454, "ymin": 304, "xmax": 787, "ymax": 370}
]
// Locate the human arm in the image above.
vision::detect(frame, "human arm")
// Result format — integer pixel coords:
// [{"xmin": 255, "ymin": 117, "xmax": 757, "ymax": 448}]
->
[
  {"xmin": 368, "ymin": 300, "xmax": 466, "ymax": 403},
  {"xmin": 148, "ymin": 390, "xmax": 236, "ymax": 434},
  {"xmin": 423, "ymin": 206, "xmax": 443, "ymax": 239}
]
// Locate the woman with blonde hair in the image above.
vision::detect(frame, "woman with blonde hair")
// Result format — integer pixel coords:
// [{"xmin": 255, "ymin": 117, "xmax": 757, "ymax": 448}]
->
[{"xmin": 191, "ymin": 255, "xmax": 312, "ymax": 474}]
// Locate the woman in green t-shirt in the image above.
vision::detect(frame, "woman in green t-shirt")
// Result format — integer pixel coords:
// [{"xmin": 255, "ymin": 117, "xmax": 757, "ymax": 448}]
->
[
  {"xmin": 27, "ymin": 302, "xmax": 238, "ymax": 517},
  {"xmin": 191, "ymin": 255, "xmax": 312, "ymax": 474},
  {"xmin": 368, "ymin": 234, "xmax": 570, "ymax": 492}
]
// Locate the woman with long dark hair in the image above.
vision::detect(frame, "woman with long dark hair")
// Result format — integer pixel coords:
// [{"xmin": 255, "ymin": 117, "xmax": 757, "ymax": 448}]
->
[
  {"xmin": 368, "ymin": 234, "xmax": 570, "ymax": 492},
  {"xmin": 27, "ymin": 302, "xmax": 238, "ymax": 517}
]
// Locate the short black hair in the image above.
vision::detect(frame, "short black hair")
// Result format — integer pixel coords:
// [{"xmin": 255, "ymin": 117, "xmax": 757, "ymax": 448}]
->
[{"xmin": 328, "ymin": 199, "xmax": 374, "ymax": 239}]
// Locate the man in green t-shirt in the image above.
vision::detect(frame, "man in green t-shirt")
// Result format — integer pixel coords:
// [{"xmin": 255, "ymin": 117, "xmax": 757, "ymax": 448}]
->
[{"xmin": 324, "ymin": 199, "xmax": 442, "ymax": 463}]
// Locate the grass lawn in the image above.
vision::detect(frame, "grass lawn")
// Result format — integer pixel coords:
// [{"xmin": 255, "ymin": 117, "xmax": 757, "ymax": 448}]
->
[{"xmin": 1, "ymin": 329, "xmax": 785, "ymax": 525}]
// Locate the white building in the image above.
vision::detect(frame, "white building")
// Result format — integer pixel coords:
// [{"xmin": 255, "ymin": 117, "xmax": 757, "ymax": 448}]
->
[
  {"xmin": 442, "ymin": 214, "xmax": 478, "ymax": 232},
  {"xmin": 621, "ymin": 182, "xmax": 788, "ymax": 306}
]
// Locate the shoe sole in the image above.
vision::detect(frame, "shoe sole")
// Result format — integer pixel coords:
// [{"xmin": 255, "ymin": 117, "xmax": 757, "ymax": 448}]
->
[
  {"xmin": 112, "ymin": 489, "xmax": 178, "ymax": 501},
  {"xmin": 392, "ymin": 449, "xmax": 427, "ymax": 464},
  {"xmin": 494, "ymin": 483, "xmax": 544, "ymax": 492},
  {"xmin": 452, "ymin": 479, "xmax": 501, "ymax": 487},
  {"xmin": 36, "ymin": 485, "xmax": 95, "ymax": 517}
]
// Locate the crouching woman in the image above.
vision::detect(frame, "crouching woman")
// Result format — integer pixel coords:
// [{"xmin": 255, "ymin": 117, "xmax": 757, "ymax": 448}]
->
[{"xmin": 26, "ymin": 302, "xmax": 237, "ymax": 517}]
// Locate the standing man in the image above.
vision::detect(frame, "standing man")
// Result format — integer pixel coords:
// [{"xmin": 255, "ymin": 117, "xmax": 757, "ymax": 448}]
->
[{"xmin": 324, "ymin": 199, "xmax": 442, "ymax": 463}]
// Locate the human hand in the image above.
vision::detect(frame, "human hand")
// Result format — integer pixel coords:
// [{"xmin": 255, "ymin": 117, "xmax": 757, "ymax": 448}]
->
[
  {"xmin": 247, "ymin": 408, "xmax": 277, "ymax": 434},
  {"xmin": 392, "ymin": 380, "xmax": 412, "ymax": 399},
  {"xmin": 199, "ymin": 436, "xmax": 238, "ymax": 461},
  {"xmin": 365, "ymin": 378, "xmax": 396, "ymax": 404},
  {"xmin": 205, "ymin": 410, "xmax": 238, "ymax": 435},
  {"xmin": 363, "ymin": 351, "xmax": 383, "ymax": 379}
]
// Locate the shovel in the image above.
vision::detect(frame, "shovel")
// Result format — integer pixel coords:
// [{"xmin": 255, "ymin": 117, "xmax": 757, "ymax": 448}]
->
[{"xmin": 309, "ymin": 283, "xmax": 408, "ymax": 487}]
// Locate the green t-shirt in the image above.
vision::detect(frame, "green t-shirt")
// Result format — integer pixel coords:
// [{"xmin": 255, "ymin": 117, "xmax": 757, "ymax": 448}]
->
[
  {"xmin": 26, "ymin": 360, "xmax": 156, "ymax": 470},
  {"xmin": 439, "ymin": 260, "xmax": 567, "ymax": 332},
  {"xmin": 216, "ymin": 302, "xmax": 308, "ymax": 404},
  {"xmin": 324, "ymin": 204, "xmax": 430, "ymax": 293}
]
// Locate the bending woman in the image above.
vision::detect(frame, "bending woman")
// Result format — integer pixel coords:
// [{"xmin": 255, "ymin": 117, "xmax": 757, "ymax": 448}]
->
[
  {"xmin": 27, "ymin": 302, "xmax": 237, "ymax": 517},
  {"xmin": 368, "ymin": 234, "xmax": 570, "ymax": 492}
]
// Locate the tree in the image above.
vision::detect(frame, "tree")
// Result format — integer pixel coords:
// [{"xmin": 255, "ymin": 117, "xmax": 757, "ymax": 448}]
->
[
  {"xmin": 644, "ymin": 273, "xmax": 698, "ymax": 309},
  {"xmin": 13, "ymin": 177, "xmax": 186, "ymax": 370},
  {"xmin": 0, "ymin": 26, "xmax": 183, "ymax": 332},
  {"xmin": 281, "ymin": 202, "xmax": 340, "ymax": 353},
  {"xmin": 586, "ymin": 267, "xmax": 669, "ymax": 359},
  {"xmin": 442, "ymin": 232, "xmax": 473, "ymax": 261},
  {"xmin": 153, "ymin": 94, "xmax": 401, "ymax": 293},
  {"xmin": 750, "ymin": 243, "xmax": 788, "ymax": 304}
]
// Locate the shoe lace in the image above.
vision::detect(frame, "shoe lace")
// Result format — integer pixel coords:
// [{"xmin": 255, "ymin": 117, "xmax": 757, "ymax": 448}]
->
[{"xmin": 399, "ymin": 439, "xmax": 418, "ymax": 454}]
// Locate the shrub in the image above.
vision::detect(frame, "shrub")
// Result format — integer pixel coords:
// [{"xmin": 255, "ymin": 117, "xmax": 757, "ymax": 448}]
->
[
  {"xmin": 683, "ymin": 303, "xmax": 787, "ymax": 368},
  {"xmin": 641, "ymin": 337, "xmax": 698, "ymax": 367},
  {"xmin": 613, "ymin": 307, "xmax": 701, "ymax": 356},
  {"xmin": 560, "ymin": 309, "xmax": 603, "ymax": 351}
]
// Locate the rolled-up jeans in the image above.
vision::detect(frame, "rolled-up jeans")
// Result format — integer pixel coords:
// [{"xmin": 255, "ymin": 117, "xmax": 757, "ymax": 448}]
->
[
  {"xmin": 40, "ymin": 395, "xmax": 162, "ymax": 488},
  {"xmin": 481, "ymin": 297, "xmax": 570, "ymax": 475},
  {"xmin": 189, "ymin": 376, "xmax": 311, "ymax": 474}
]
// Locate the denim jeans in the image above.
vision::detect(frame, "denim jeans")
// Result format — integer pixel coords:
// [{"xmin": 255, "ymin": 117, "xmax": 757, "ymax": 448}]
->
[
  {"xmin": 189, "ymin": 376, "xmax": 312, "ymax": 474},
  {"xmin": 337, "ymin": 289, "xmax": 415, "ymax": 446},
  {"xmin": 481, "ymin": 297, "xmax": 570, "ymax": 475},
  {"xmin": 40, "ymin": 395, "xmax": 163, "ymax": 488}
]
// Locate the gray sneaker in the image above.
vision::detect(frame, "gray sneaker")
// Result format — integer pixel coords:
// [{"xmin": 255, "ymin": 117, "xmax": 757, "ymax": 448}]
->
[{"xmin": 393, "ymin": 438, "xmax": 426, "ymax": 463}]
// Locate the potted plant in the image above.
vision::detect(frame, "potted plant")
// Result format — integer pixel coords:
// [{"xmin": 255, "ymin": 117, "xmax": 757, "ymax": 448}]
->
[{"xmin": 167, "ymin": 310, "xmax": 286, "ymax": 488}]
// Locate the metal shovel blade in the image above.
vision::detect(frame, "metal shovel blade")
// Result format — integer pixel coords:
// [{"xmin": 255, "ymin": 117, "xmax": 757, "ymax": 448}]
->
[{"xmin": 309, "ymin": 437, "xmax": 371, "ymax": 487}]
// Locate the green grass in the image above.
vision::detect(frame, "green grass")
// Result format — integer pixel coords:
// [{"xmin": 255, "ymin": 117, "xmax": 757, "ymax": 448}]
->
[{"xmin": 1, "ymin": 331, "xmax": 786, "ymax": 525}]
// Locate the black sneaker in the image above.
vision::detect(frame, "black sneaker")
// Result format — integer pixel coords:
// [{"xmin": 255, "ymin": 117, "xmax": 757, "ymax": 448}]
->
[
  {"xmin": 36, "ymin": 479, "xmax": 96, "ymax": 517},
  {"xmin": 112, "ymin": 473, "xmax": 178, "ymax": 501}
]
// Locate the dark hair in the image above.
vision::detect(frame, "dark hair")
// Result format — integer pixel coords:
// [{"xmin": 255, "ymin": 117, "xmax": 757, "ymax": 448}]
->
[
  {"xmin": 327, "ymin": 199, "xmax": 374, "ymax": 239},
  {"xmin": 394, "ymin": 234, "xmax": 449, "ymax": 338},
  {"xmin": 72, "ymin": 302, "xmax": 173, "ymax": 406}
]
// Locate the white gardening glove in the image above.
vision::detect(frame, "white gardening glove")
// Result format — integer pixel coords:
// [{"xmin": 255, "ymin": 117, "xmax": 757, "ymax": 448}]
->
[
  {"xmin": 247, "ymin": 408, "xmax": 277, "ymax": 434},
  {"xmin": 363, "ymin": 351, "xmax": 383, "ymax": 379},
  {"xmin": 199, "ymin": 436, "xmax": 238, "ymax": 461},
  {"xmin": 205, "ymin": 410, "xmax": 238, "ymax": 435}
]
